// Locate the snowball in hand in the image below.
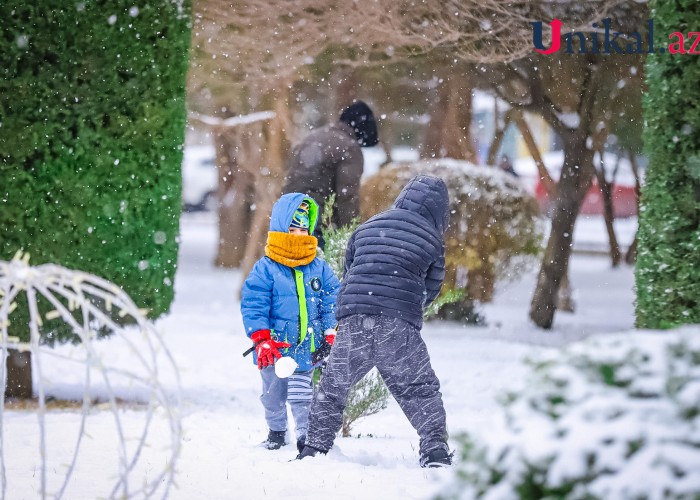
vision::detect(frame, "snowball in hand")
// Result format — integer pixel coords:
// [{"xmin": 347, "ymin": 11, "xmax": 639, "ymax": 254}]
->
[{"xmin": 274, "ymin": 356, "xmax": 298, "ymax": 378}]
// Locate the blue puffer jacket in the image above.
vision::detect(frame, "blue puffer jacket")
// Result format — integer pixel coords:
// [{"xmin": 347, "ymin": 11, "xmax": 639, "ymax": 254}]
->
[
  {"xmin": 241, "ymin": 193, "xmax": 340, "ymax": 371},
  {"xmin": 336, "ymin": 175, "xmax": 449, "ymax": 329}
]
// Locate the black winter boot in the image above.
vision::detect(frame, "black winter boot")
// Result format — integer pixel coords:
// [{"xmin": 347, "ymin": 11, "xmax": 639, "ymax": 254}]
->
[
  {"xmin": 419, "ymin": 447, "xmax": 453, "ymax": 468},
  {"xmin": 295, "ymin": 444, "xmax": 326, "ymax": 460},
  {"xmin": 262, "ymin": 430, "xmax": 286, "ymax": 450},
  {"xmin": 296, "ymin": 438, "xmax": 305, "ymax": 454}
]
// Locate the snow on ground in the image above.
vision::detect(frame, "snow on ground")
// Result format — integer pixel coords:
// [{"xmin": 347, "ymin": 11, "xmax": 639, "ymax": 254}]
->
[{"xmin": 6, "ymin": 212, "xmax": 636, "ymax": 499}]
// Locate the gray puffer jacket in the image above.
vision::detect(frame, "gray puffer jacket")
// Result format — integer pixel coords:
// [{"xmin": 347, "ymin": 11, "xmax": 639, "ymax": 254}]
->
[
  {"xmin": 336, "ymin": 175, "xmax": 450, "ymax": 329},
  {"xmin": 282, "ymin": 122, "xmax": 362, "ymax": 227}
]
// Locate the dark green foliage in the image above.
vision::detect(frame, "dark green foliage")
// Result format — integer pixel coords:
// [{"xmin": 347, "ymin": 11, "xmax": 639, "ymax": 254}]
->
[
  {"xmin": 423, "ymin": 288, "xmax": 466, "ymax": 320},
  {"xmin": 515, "ymin": 466, "xmax": 579, "ymax": 500},
  {"xmin": 0, "ymin": 1, "xmax": 191, "ymax": 342},
  {"xmin": 319, "ymin": 194, "xmax": 358, "ymax": 277},
  {"xmin": 636, "ymin": 0, "xmax": 700, "ymax": 328},
  {"xmin": 599, "ymin": 364, "xmax": 616, "ymax": 386}
]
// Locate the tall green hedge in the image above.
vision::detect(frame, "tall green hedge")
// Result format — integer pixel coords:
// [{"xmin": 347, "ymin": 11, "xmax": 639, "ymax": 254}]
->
[
  {"xmin": 0, "ymin": 1, "xmax": 191, "ymax": 343},
  {"xmin": 636, "ymin": 0, "xmax": 700, "ymax": 328}
]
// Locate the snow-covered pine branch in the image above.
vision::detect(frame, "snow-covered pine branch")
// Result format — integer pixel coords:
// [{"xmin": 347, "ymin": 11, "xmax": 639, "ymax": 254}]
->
[
  {"xmin": 439, "ymin": 327, "xmax": 700, "ymax": 499},
  {"xmin": 188, "ymin": 110, "xmax": 276, "ymax": 128}
]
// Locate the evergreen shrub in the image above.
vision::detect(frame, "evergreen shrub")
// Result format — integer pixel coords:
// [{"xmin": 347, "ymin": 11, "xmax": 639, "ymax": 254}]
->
[
  {"xmin": 636, "ymin": 0, "xmax": 700, "ymax": 328},
  {"xmin": 0, "ymin": 1, "xmax": 191, "ymax": 343}
]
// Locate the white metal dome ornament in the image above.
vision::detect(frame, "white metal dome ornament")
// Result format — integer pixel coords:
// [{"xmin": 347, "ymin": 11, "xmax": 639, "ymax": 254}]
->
[{"xmin": 0, "ymin": 251, "xmax": 181, "ymax": 499}]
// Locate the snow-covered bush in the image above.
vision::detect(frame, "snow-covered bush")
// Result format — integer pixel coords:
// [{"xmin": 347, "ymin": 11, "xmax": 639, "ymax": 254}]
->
[
  {"xmin": 438, "ymin": 327, "xmax": 700, "ymax": 500},
  {"xmin": 360, "ymin": 160, "xmax": 543, "ymax": 309}
]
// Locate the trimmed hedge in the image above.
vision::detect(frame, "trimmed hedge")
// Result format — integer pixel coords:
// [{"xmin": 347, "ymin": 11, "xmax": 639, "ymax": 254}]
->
[
  {"xmin": 636, "ymin": 0, "xmax": 700, "ymax": 328},
  {"xmin": 0, "ymin": 1, "xmax": 191, "ymax": 343}
]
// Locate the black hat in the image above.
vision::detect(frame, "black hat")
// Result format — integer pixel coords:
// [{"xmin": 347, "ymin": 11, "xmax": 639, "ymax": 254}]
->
[{"xmin": 339, "ymin": 100, "xmax": 378, "ymax": 147}]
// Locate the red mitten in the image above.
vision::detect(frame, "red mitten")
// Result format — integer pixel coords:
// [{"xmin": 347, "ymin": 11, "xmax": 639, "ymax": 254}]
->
[
  {"xmin": 324, "ymin": 328, "xmax": 336, "ymax": 346},
  {"xmin": 251, "ymin": 329, "xmax": 292, "ymax": 369}
]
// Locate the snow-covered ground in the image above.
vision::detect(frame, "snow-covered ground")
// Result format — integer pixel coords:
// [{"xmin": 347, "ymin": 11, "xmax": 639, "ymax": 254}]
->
[{"xmin": 5, "ymin": 212, "xmax": 637, "ymax": 499}]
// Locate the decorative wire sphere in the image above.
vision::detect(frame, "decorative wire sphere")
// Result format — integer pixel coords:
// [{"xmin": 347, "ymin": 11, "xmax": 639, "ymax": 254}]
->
[{"xmin": 0, "ymin": 252, "xmax": 181, "ymax": 499}]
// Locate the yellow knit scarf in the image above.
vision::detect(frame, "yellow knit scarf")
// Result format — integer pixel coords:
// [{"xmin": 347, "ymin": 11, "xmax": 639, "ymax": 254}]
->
[{"xmin": 265, "ymin": 232, "xmax": 318, "ymax": 267}]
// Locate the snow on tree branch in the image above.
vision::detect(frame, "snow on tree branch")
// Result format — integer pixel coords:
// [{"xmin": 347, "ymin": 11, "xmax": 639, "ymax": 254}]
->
[{"xmin": 189, "ymin": 110, "xmax": 276, "ymax": 128}]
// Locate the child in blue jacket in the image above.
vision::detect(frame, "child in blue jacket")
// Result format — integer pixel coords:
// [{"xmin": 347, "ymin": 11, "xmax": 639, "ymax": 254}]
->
[{"xmin": 241, "ymin": 193, "xmax": 340, "ymax": 452}]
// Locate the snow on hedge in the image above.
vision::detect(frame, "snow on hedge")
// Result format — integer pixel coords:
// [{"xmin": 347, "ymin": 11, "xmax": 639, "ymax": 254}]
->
[{"xmin": 439, "ymin": 327, "xmax": 700, "ymax": 500}]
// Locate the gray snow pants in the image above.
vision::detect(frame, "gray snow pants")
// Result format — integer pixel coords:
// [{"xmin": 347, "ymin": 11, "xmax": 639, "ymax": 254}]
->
[
  {"xmin": 260, "ymin": 366, "xmax": 314, "ymax": 441},
  {"xmin": 305, "ymin": 314, "xmax": 448, "ymax": 456}
]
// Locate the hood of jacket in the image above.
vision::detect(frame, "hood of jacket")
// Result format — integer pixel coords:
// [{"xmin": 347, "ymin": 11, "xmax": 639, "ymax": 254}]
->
[
  {"xmin": 269, "ymin": 193, "xmax": 319, "ymax": 233},
  {"xmin": 392, "ymin": 175, "xmax": 450, "ymax": 234}
]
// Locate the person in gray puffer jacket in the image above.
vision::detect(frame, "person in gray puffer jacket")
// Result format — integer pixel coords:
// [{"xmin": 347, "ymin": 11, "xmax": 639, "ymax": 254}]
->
[
  {"xmin": 297, "ymin": 175, "xmax": 453, "ymax": 468},
  {"xmin": 282, "ymin": 100, "xmax": 378, "ymax": 234}
]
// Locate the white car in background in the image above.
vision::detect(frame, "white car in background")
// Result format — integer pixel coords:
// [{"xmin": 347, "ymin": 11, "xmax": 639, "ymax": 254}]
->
[{"xmin": 182, "ymin": 144, "xmax": 217, "ymax": 211}]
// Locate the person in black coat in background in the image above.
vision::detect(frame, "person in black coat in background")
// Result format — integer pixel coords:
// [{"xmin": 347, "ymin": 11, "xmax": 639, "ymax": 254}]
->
[
  {"xmin": 282, "ymin": 100, "xmax": 378, "ymax": 247},
  {"xmin": 297, "ymin": 175, "xmax": 453, "ymax": 468}
]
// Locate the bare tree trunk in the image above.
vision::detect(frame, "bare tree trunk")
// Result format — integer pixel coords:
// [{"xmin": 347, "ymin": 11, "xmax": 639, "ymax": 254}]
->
[
  {"xmin": 191, "ymin": 111, "xmax": 277, "ymax": 269},
  {"xmin": 625, "ymin": 150, "xmax": 642, "ymax": 265},
  {"xmin": 466, "ymin": 265, "xmax": 495, "ymax": 303},
  {"xmin": 5, "ymin": 349, "xmax": 32, "ymax": 399},
  {"xmin": 214, "ymin": 129, "xmax": 253, "ymax": 268},
  {"xmin": 595, "ymin": 151, "xmax": 622, "ymax": 267},
  {"xmin": 530, "ymin": 134, "xmax": 594, "ymax": 328},
  {"xmin": 332, "ymin": 67, "xmax": 359, "ymax": 114},
  {"xmin": 238, "ymin": 85, "xmax": 292, "ymax": 292},
  {"xmin": 525, "ymin": 57, "xmax": 605, "ymax": 329},
  {"xmin": 496, "ymin": 107, "xmax": 575, "ymax": 314},
  {"xmin": 625, "ymin": 236, "xmax": 638, "ymax": 265},
  {"xmin": 422, "ymin": 78, "xmax": 450, "ymax": 159},
  {"xmin": 512, "ymin": 110, "xmax": 557, "ymax": 196},
  {"xmin": 377, "ymin": 118, "xmax": 393, "ymax": 168},
  {"xmin": 556, "ymin": 266, "xmax": 576, "ymax": 312},
  {"xmin": 421, "ymin": 73, "xmax": 477, "ymax": 163},
  {"xmin": 466, "ymin": 208, "xmax": 497, "ymax": 302},
  {"xmin": 513, "ymin": 109, "xmax": 580, "ymax": 312},
  {"xmin": 487, "ymin": 106, "xmax": 512, "ymax": 166}
]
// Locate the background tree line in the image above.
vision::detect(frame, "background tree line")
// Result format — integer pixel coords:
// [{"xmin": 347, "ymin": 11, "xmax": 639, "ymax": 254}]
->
[{"xmin": 188, "ymin": 0, "xmax": 667, "ymax": 329}]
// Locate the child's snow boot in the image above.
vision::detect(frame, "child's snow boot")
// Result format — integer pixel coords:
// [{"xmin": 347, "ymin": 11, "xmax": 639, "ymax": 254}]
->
[
  {"xmin": 262, "ymin": 430, "xmax": 286, "ymax": 450},
  {"xmin": 295, "ymin": 444, "xmax": 326, "ymax": 460},
  {"xmin": 419, "ymin": 447, "xmax": 453, "ymax": 468}
]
